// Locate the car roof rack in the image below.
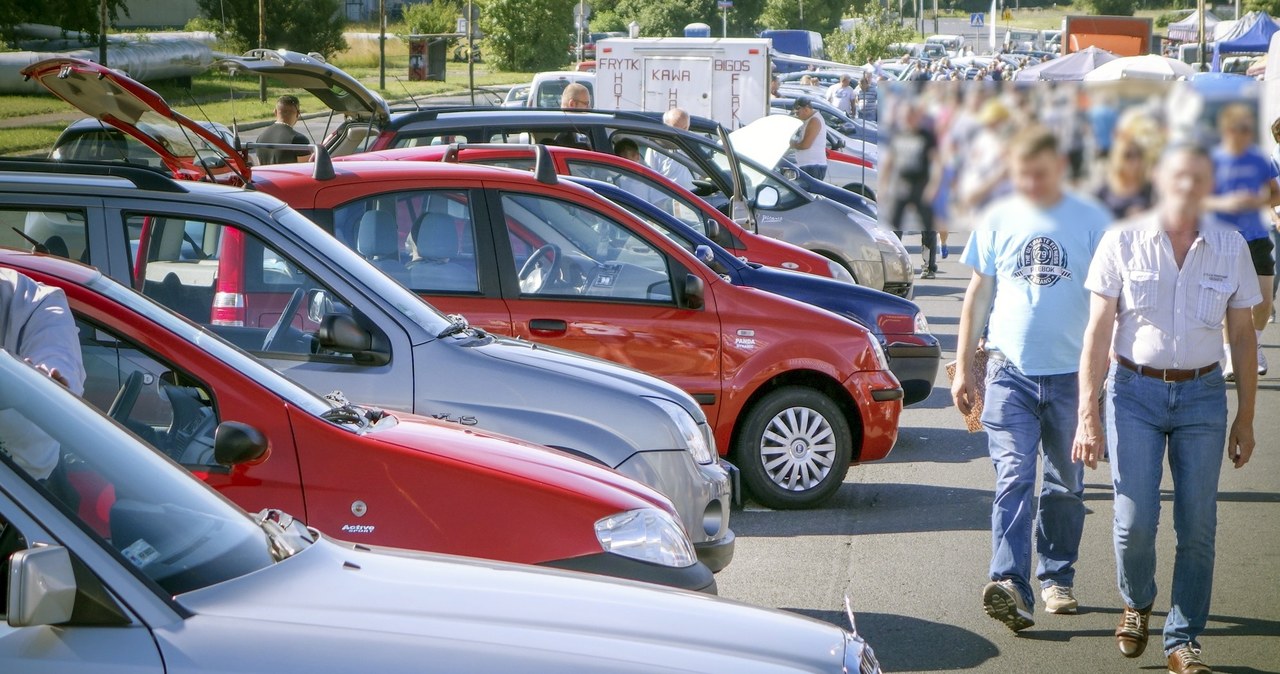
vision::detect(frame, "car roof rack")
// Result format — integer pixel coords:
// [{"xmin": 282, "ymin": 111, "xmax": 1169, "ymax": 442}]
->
[
  {"xmin": 0, "ymin": 158, "xmax": 187, "ymax": 193},
  {"xmin": 440, "ymin": 142, "xmax": 558, "ymax": 185},
  {"xmin": 385, "ymin": 106, "xmax": 675, "ymax": 125}
]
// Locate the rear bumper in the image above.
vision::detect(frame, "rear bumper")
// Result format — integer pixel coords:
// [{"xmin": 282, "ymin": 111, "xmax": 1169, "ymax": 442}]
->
[
  {"xmin": 541, "ymin": 554, "xmax": 718, "ymax": 594},
  {"xmin": 887, "ymin": 341, "xmax": 942, "ymax": 406},
  {"xmin": 844, "ymin": 370, "xmax": 903, "ymax": 463}
]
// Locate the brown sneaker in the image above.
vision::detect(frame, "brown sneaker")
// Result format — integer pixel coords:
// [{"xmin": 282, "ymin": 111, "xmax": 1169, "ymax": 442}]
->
[
  {"xmin": 1115, "ymin": 605, "xmax": 1151, "ymax": 658},
  {"xmin": 983, "ymin": 579, "xmax": 1034, "ymax": 632},
  {"xmin": 1167, "ymin": 644, "xmax": 1212, "ymax": 674}
]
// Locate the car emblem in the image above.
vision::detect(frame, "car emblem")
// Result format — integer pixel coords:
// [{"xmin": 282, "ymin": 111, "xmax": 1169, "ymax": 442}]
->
[{"xmin": 351, "ymin": 500, "xmax": 368, "ymax": 517}]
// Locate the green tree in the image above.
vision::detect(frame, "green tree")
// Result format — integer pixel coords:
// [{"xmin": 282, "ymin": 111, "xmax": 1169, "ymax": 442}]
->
[
  {"xmin": 1070, "ymin": 0, "xmax": 1136, "ymax": 16},
  {"xmin": 590, "ymin": 0, "xmax": 766, "ymax": 37},
  {"xmin": 480, "ymin": 0, "xmax": 575, "ymax": 70},
  {"xmin": 826, "ymin": 3, "xmax": 915, "ymax": 66},
  {"xmin": 1245, "ymin": 0, "xmax": 1280, "ymax": 17},
  {"xmin": 757, "ymin": 0, "xmax": 850, "ymax": 34},
  {"xmin": 195, "ymin": 0, "xmax": 348, "ymax": 57},
  {"xmin": 1, "ymin": 0, "xmax": 129, "ymax": 44},
  {"xmin": 404, "ymin": 0, "xmax": 461, "ymax": 34}
]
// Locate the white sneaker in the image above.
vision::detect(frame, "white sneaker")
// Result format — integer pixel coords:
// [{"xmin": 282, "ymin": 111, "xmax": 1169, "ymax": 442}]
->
[
  {"xmin": 1259, "ymin": 344, "xmax": 1268, "ymax": 376},
  {"xmin": 1041, "ymin": 584, "xmax": 1078, "ymax": 614}
]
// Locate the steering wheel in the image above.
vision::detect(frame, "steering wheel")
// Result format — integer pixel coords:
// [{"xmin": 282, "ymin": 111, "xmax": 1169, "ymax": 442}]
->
[
  {"xmin": 263, "ymin": 288, "xmax": 306, "ymax": 352},
  {"xmin": 107, "ymin": 371, "xmax": 145, "ymax": 423},
  {"xmin": 518, "ymin": 244, "xmax": 562, "ymax": 294}
]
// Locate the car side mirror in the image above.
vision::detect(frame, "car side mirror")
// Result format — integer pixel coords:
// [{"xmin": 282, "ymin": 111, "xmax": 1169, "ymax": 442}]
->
[
  {"xmin": 214, "ymin": 421, "xmax": 270, "ymax": 466},
  {"xmin": 307, "ymin": 288, "xmax": 335, "ymax": 324},
  {"xmin": 831, "ymin": 136, "xmax": 846, "ymax": 150},
  {"xmin": 694, "ymin": 244, "xmax": 715, "ymax": 265},
  {"xmin": 683, "ymin": 273, "xmax": 705, "ymax": 310},
  {"xmin": 779, "ymin": 167, "xmax": 799, "ymax": 182},
  {"xmin": 756, "ymin": 185, "xmax": 780, "ymax": 209},
  {"xmin": 319, "ymin": 314, "xmax": 390, "ymax": 366},
  {"xmin": 703, "ymin": 217, "xmax": 722, "ymax": 243},
  {"xmin": 7, "ymin": 545, "xmax": 75, "ymax": 628}
]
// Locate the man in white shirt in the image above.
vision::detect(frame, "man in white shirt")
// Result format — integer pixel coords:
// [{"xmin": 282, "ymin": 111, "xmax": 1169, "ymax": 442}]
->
[
  {"xmin": 825, "ymin": 74, "xmax": 854, "ymax": 115},
  {"xmin": 645, "ymin": 108, "xmax": 694, "ymax": 190},
  {"xmin": 0, "ymin": 268, "xmax": 86, "ymax": 480},
  {"xmin": 1073, "ymin": 142, "xmax": 1259, "ymax": 674}
]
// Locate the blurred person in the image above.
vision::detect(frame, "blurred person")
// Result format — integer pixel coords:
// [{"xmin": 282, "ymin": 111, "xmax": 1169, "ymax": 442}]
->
[
  {"xmin": 770, "ymin": 75, "xmax": 782, "ymax": 100},
  {"xmin": 1088, "ymin": 93, "xmax": 1120, "ymax": 161},
  {"xmin": 799, "ymin": 75, "xmax": 818, "ymax": 87},
  {"xmin": 1073, "ymin": 141, "xmax": 1258, "ymax": 674},
  {"xmin": 790, "ymin": 97, "xmax": 828, "ymax": 179},
  {"xmin": 0, "ymin": 268, "xmax": 86, "ymax": 480},
  {"xmin": 645, "ymin": 107, "xmax": 694, "ymax": 190},
  {"xmin": 256, "ymin": 95, "xmax": 310, "ymax": 165},
  {"xmin": 882, "ymin": 102, "xmax": 942, "ymax": 278},
  {"xmin": 854, "ymin": 73, "xmax": 879, "ymax": 123},
  {"xmin": 953, "ymin": 125, "xmax": 1112, "ymax": 632},
  {"xmin": 826, "ymin": 73, "xmax": 854, "ymax": 115},
  {"xmin": 957, "ymin": 98, "xmax": 1014, "ymax": 220},
  {"xmin": 560, "ymin": 83, "xmax": 592, "ymax": 109},
  {"xmin": 1204, "ymin": 103, "xmax": 1277, "ymax": 378},
  {"xmin": 1093, "ymin": 133, "xmax": 1156, "ymax": 219}
]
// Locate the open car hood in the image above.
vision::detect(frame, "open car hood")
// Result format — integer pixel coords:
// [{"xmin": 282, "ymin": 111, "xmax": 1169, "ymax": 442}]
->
[
  {"xmin": 729, "ymin": 115, "xmax": 802, "ymax": 170},
  {"xmin": 216, "ymin": 49, "xmax": 389, "ymax": 124},
  {"xmin": 21, "ymin": 57, "xmax": 251, "ymax": 182}
]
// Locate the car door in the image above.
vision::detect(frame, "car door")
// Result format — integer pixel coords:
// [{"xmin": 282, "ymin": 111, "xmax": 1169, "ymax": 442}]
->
[
  {"xmin": 0, "ymin": 489, "xmax": 164, "ymax": 673},
  {"xmin": 485, "ymin": 182, "xmax": 725, "ymax": 424},
  {"xmin": 310, "ymin": 181, "xmax": 514, "ymax": 335}
]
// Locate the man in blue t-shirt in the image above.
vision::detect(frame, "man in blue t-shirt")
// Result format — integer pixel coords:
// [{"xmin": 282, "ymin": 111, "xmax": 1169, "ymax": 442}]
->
[
  {"xmin": 953, "ymin": 125, "xmax": 1112, "ymax": 632},
  {"xmin": 1206, "ymin": 104, "xmax": 1277, "ymax": 379}
]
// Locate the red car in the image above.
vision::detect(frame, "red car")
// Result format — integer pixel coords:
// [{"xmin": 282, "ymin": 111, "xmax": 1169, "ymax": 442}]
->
[
  {"xmin": 347, "ymin": 144, "xmax": 854, "ymax": 282},
  {"xmin": 1, "ymin": 249, "xmax": 715, "ymax": 591}
]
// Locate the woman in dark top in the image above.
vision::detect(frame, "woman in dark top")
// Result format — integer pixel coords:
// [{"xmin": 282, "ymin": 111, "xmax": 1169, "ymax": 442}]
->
[{"xmin": 1093, "ymin": 132, "xmax": 1155, "ymax": 220}]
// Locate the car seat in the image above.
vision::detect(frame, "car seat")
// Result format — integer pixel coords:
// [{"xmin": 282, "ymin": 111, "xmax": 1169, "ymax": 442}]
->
[
  {"xmin": 356, "ymin": 211, "xmax": 406, "ymax": 280},
  {"xmin": 407, "ymin": 213, "xmax": 477, "ymax": 292}
]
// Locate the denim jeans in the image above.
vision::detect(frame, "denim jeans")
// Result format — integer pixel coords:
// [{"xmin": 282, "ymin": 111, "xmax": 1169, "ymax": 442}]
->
[
  {"xmin": 1105, "ymin": 363, "xmax": 1227, "ymax": 654},
  {"xmin": 799, "ymin": 164, "xmax": 827, "ymax": 180},
  {"xmin": 980, "ymin": 356, "xmax": 1086, "ymax": 608}
]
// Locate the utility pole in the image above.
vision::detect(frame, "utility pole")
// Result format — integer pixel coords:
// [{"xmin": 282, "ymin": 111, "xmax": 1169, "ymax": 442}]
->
[
  {"xmin": 99, "ymin": 0, "xmax": 107, "ymax": 65},
  {"xmin": 379, "ymin": 0, "xmax": 386, "ymax": 91},
  {"xmin": 258, "ymin": 0, "xmax": 266, "ymax": 101},
  {"xmin": 467, "ymin": 0, "xmax": 475, "ymax": 105},
  {"xmin": 1197, "ymin": 0, "xmax": 1207, "ymax": 71}
]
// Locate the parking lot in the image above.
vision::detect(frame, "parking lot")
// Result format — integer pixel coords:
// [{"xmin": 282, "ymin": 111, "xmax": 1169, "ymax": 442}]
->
[{"xmin": 716, "ymin": 239, "xmax": 1280, "ymax": 673}]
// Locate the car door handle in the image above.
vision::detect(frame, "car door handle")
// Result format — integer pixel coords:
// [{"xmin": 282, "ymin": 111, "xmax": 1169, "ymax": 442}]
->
[{"xmin": 529, "ymin": 318, "xmax": 567, "ymax": 335}]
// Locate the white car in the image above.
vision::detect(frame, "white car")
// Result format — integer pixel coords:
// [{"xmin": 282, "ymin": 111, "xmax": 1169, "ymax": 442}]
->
[{"xmin": 0, "ymin": 349, "xmax": 881, "ymax": 673}]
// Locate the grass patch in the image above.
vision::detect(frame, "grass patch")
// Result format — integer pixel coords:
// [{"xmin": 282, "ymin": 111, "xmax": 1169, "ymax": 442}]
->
[
  {"xmin": 0, "ymin": 95, "xmax": 73, "ymax": 120},
  {"xmin": 0, "ymin": 126, "xmax": 65, "ymax": 157}
]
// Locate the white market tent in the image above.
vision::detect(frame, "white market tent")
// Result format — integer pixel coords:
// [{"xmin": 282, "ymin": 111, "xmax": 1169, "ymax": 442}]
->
[{"xmin": 1168, "ymin": 9, "xmax": 1221, "ymax": 42}]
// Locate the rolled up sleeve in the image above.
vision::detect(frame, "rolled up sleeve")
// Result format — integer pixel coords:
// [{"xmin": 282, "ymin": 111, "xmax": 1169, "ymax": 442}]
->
[
  {"xmin": 1085, "ymin": 230, "xmax": 1123, "ymax": 298},
  {"xmin": 1229, "ymin": 242, "xmax": 1263, "ymax": 309}
]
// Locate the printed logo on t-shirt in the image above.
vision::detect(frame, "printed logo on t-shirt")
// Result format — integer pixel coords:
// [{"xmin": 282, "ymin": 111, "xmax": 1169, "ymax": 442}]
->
[{"xmin": 1012, "ymin": 236, "xmax": 1072, "ymax": 286}]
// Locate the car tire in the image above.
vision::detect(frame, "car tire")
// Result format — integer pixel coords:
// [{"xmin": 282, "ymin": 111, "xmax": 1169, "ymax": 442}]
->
[{"xmin": 735, "ymin": 386, "xmax": 852, "ymax": 510}]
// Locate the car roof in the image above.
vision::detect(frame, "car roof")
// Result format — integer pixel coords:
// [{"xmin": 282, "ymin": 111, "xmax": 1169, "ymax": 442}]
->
[{"xmin": 0, "ymin": 247, "xmax": 99, "ymax": 285}]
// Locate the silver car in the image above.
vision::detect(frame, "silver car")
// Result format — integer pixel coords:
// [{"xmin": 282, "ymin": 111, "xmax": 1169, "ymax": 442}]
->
[{"xmin": 0, "ymin": 350, "xmax": 880, "ymax": 673}]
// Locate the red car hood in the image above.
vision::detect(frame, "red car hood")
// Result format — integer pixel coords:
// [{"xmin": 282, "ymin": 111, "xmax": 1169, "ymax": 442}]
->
[
  {"xmin": 21, "ymin": 57, "xmax": 251, "ymax": 182},
  {"xmin": 366, "ymin": 409, "xmax": 677, "ymax": 516}
]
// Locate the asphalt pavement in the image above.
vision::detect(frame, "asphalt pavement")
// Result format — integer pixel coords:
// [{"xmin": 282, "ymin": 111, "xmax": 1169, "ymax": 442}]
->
[{"xmin": 716, "ymin": 233, "xmax": 1280, "ymax": 674}]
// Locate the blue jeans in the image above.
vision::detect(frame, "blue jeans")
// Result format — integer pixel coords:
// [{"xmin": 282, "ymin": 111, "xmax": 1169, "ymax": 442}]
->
[
  {"xmin": 980, "ymin": 356, "xmax": 1085, "ymax": 608},
  {"xmin": 1106, "ymin": 363, "xmax": 1227, "ymax": 654},
  {"xmin": 799, "ymin": 164, "xmax": 827, "ymax": 180}
]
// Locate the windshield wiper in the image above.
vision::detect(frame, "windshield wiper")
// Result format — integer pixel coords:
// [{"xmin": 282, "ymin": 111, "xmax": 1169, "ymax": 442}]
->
[{"xmin": 254, "ymin": 509, "xmax": 314, "ymax": 562}]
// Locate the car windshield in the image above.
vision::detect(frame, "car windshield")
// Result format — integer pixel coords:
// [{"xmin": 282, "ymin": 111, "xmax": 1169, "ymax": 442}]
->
[
  {"xmin": 272, "ymin": 208, "xmax": 452, "ymax": 335},
  {"xmin": 0, "ymin": 351, "xmax": 280, "ymax": 596},
  {"xmin": 691, "ymin": 139, "xmax": 806, "ymax": 210}
]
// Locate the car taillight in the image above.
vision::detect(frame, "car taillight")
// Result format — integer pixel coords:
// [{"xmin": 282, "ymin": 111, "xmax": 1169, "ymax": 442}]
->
[{"xmin": 212, "ymin": 228, "xmax": 246, "ymax": 326}]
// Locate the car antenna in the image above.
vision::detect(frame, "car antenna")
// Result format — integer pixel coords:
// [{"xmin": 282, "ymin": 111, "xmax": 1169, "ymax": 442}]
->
[
  {"xmin": 182, "ymin": 90, "xmax": 250, "ymax": 185},
  {"xmin": 11, "ymin": 227, "xmax": 49, "ymax": 254},
  {"xmin": 392, "ymin": 75, "xmax": 422, "ymax": 111}
]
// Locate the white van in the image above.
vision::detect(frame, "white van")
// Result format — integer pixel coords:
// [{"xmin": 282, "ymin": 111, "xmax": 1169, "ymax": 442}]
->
[
  {"xmin": 527, "ymin": 71, "xmax": 596, "ymax": 108},
  {"xmin": 924, "ymin": 34, "xmax": 965, "ymax": 57}
]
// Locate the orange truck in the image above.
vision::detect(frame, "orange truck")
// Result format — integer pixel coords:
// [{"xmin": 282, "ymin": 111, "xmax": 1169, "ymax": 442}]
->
[{"xmin": 1060, "ymin": 15, "xmax": 1154, "ymax": 56}]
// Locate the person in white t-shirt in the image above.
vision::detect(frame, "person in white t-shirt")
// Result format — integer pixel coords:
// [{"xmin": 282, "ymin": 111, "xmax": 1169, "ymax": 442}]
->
[
  {"xmin": 645, "ymin": 108, "xmax": 695, "ymax": 190},
  {"xmin": 825, "ymin": 74, "xmax": 854, "ymax": 115}
]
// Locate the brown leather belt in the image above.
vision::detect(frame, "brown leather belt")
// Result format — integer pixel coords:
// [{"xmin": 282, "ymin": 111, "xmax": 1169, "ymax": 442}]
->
[{"xmin": 1116, "ymin": 355, "xmax": 1218, "ymax": 383}]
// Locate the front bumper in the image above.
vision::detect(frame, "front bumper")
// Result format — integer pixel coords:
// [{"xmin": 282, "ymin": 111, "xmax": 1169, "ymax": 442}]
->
[
  {"xmin": 541, "ymin": 553, "xmax": 717, "ymax": 594},
  {"xmin": 614, "ymin": 450, "xmax": 735, "ymax": 572},
  {"xmin": 844, "ymin": 370, "xmax": 903, "ymax": 463},
  {"xmin": 886, "ymin": 341, "xmax": 942, "ymax": 406}
]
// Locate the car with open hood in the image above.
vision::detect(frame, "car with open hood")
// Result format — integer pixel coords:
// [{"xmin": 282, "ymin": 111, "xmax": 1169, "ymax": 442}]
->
[
  {"xmin": 206, "ymin": 50, "xmax": 912, "ymax": 297},
  {"xmin": 0, "ymin": 154, "xmax": 735, "ymax": 570},
  {"xmin": 2, "ymin": 348, "xmax": 885, "ymax": 672},
  {"xmin": 0, "ymin": 248, "xmax": 714, "ymax": 591}
]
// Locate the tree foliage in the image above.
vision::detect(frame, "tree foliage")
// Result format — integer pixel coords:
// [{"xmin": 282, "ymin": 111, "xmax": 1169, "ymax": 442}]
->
[
  {"xmin": 826, "ymin": 3, "xmax": 916, "ymax": 67},
  {"xmin": 758, "ymin": 0, "xmax": 849, "ymax": 35},
  {"xmin": 194, "ymin": 0, "xmax": 348, "ymax": 58},
  {"xmin": 1070, "ymin": 0, "xmax": 1136, "ymax": 16},
  {"xmin": 1, "ymin": 0, "xmax": 129, "ymax": 45},
  {"xmin": 404, "ymin": 0, "xmax": 462, "ymax": 34},
  {"xmin": 479, "ymin": 0, "xmax": 575, "ymax": 71},
  {"xmin": 1245, "ymin": 0, "xmax": 1280, "ymax": 17}
]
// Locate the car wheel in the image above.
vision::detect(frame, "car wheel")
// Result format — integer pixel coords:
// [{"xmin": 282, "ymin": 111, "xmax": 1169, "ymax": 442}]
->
[{"xmin": 735, "ymin": 386, "xmax": 852, "ymax": 509}]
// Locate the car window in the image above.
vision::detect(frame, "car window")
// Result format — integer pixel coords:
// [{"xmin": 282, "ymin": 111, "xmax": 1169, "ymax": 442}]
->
[
  {"xmin": 76, "ymin": 317, "xmax": 225, "ymax": 468},
  {"xmin": 125, "ymin": 213, "xmax": 374, "ymax": 362},
  {"xmin": 329, "ymin": 189, "xmax": 479, "ymax": 293},
  {"xmin": 0, "ymin": 207, "xmax": 90, "ymax": 263},
  {"xmin": 562, "ymin": 159, "xmax": 707, "ymax": 232},
  {"xmin": 328, "ymin": 121, "xmax": 386, "ymax": 157},
  {"xmin": 532, "ymin": 80, "xmax": 594, "ymax": 109},
  {"xmin": 51, "ymin": 127, "xmax": 162, "ymax": 167},
  {"xmin": 499, "ymin": 192, "xmax": 673, "ymax": 303},
  {"xmin": 0, "ymin": 362, "xmax": 277, "ymax": 596},
  {"xmin": 690, "ymin": 141, "xmax": 806, "ymax": 210}
]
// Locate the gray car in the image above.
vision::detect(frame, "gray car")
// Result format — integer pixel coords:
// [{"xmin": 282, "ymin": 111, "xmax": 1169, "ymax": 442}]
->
[
  {"xmin": 1, "ymin": 349, "xmax": 882, "ymax": 672},
  {"xmin": 214, "ymin": 49, "xmax": 914, "ymax": 298},
  {"xmin": 0, "ymin": 156, "xmax": 734, "ymax": 572}
]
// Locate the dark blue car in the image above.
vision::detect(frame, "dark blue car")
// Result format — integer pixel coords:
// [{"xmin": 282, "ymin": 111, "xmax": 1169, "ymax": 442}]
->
[{"xmin": 568, "ymin": 176, "xmax": 940, "ymax": 406}]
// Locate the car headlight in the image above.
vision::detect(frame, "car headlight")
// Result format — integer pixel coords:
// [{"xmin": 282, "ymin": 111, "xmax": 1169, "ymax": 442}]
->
[
  {"xmin": 914, "ymin": 311, "xmax": 930, "ymax": 335},
  {"xmin": 595, "ymin": 508, "xmax": 697, "ymax": 568},
  {"xmin": 649, "ymin": 398, "xmax": 716, "ymax": 465},
  {"xmin": 826, "ymin": 259, "xmax": 857, "ymax": 285}
]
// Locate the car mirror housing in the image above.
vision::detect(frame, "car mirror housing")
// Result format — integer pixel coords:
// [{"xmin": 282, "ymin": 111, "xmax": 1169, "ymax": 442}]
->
[
  {"xmin": 756, "ymin": 185, "xmax": 780, "ymax": 209},
  {"xmin": 703, "ymin": 217, "xmax": 723, "ymax": 244},
  {"xmin": 683, "ymin": 273, "xmax": 705, "ymax": 310},
  {"xmin": 7, "ymin": 545, "xmax": 75, "ymax": 628},
  {"xmin": 306, "ymin": 288, "xmax": 334, "ymax": 324},
  {"xmin": 214, "ymin": 421, "xmax": 270, "ymax": 466},
  {"xmin": 319, "ymin": 314, "xmax": 390, "ymax": 366}
]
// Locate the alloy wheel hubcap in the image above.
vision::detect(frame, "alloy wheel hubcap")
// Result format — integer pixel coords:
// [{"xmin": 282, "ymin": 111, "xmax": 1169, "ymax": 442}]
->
[{"xmin": 759, "ymin": 406, "xmax": 836, "ymax": 492}]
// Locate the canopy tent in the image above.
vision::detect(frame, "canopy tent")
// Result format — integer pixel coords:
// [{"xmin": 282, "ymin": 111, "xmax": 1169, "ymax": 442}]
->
[
  {"xmin": 1211, "ymin": 11, "xmax": 1279, "ymax": 70},
  {"xmin": 1083, "ymin": 54, "xmax": 1196, "ymax": 81},
  {"xmin": 1012, "ymin": 46, "xmax": 1118, "ymax": 81},
  {"xmin": 1213, "ymin": 20, "xmax": 1239, "ymax": 41},
  {"xmin": 1168, "ymin": 9, "xmax": 1221, "ymax": 43}
]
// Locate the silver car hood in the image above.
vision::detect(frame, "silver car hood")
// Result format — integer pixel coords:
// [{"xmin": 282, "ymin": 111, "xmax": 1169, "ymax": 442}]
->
[
  {"xmin": 730, "ymin": 115, "xmax": 803, "ymax": 169},
  {"xmin": 177, "ymin": 537, "xmax": 846, "ymax": 673}
]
